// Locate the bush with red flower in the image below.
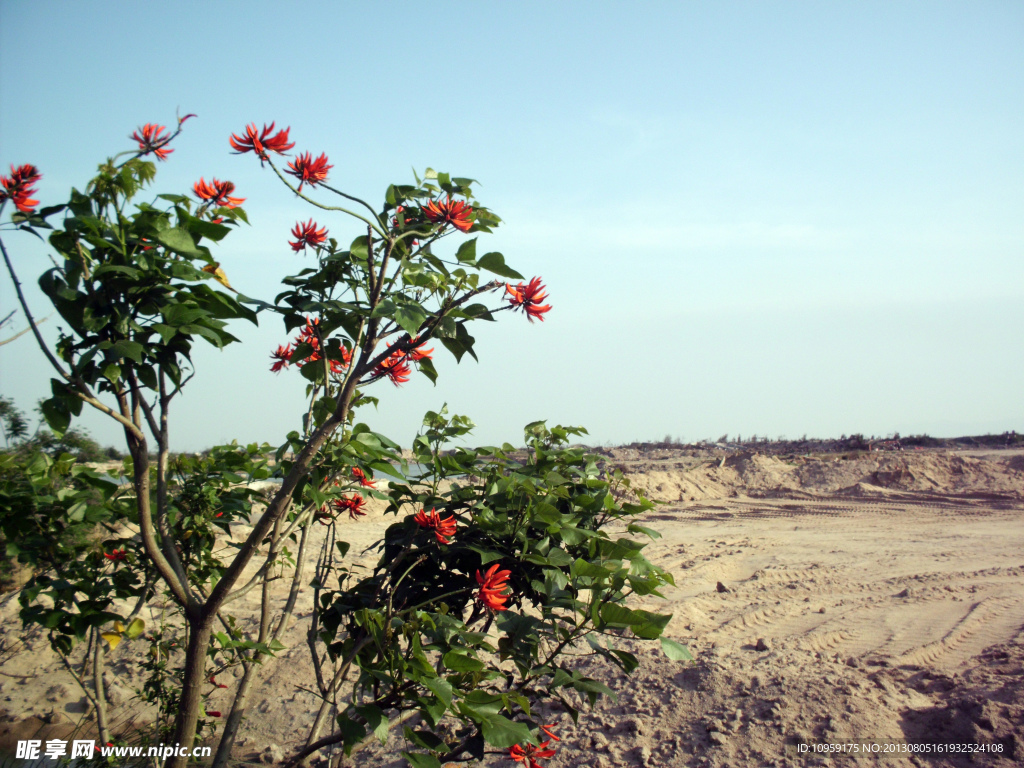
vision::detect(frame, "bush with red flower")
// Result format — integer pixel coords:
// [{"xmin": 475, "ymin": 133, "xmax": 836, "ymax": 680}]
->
[{"xmin": 0, "ymin": 117, "xmax": 684, "ymax": 768}]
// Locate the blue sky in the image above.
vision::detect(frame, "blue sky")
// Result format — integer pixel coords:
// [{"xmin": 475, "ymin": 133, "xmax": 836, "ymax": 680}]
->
[{"xmin": 1, "ymin": 1, "xmax": 1021, "ymax": 450}]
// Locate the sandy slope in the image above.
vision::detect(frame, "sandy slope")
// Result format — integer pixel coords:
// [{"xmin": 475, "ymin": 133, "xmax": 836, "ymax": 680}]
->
[{"xmin": 1, "ymin": 449, "xmax": 1022, "ymax": 767}]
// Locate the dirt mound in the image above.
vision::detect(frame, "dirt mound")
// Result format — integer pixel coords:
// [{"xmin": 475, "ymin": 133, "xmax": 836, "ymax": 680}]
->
[{"xmin": 625, "ymin": 450, "xmax": 1024, "ymax": 503}]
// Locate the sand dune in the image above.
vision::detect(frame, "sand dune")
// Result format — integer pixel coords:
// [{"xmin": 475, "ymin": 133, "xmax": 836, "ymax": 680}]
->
[{"xmin": 2, "ymin": 449, "xmax": 1022, "ymax": 767}]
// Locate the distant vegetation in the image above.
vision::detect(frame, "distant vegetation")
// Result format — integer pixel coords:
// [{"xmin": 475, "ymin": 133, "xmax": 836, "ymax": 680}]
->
[{"xmin": 613, "ymin": 430, "xmax": 1023, "ymax": 456}]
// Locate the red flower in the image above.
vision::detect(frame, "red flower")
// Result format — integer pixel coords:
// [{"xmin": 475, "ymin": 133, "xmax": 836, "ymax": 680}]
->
[
  {"xmin": 103, "ymin": 548, "xmax": 126, "ymax": 562},
  {"xmin": 314, "ymin": 506, "xmax": 334, "ymax": 526},
  {"xmin": 540, "ymin": 724, "xmax": 560, "ymax": 742},
  {"xmin": 289, "ymin": 219, "xmax": 328, "ymax": 253},
  {"xmin": 193, "ymin": 178, "xmax": 245, "ymax": 209},
  {"xmin": 476, "ymin": 563, "xmax": 512, "ymax": 611},
  {"xmin": 327, "ymin": 350, "xmax": 351, "ymax": 376},
  {"xmin": 505, "ymin": 277, "xmax": 551, "ymax": 322},
  {"xmin": 270, "ymin": 344, "xmax": 293, "ymax": 372},
  {"xmin": 413, "ymin": 508, "xmax": 457, "ymax": 544},
  {"xmin": 509, "ymin": 740, "xmax": 557, "ymax": 768},
  {"xmin": 334, "ymin": 495, "xmax": 367, "ymax": 520},
  {"xmin": 352, "ymin": 468, "xmax": 375, "ymax": 488},
  {"xmin": 422, "ymin": 197, "xmax": 473, "ymax": 232},
  {"xmin": 296, "ymin": 317, "xmax": 322, "ymax": 349},
  {"xmin": 131, "ymin": 123, "xmax": 173, "ymax": 160},
  {"xmin": 373, "ymin": 351, "xmax": 412, "ymax": 386},
  {"xmin": 206, "ymin": 711, "xmax": 221, "ymax": 718},
  {"xmin": 229, "ymin": 122, "xmax": 294, "ymax": 159},
  {"xmin": 0, "ymin": 163, "xmax": 41, "ymax": 213},
  {"xmin": 286, "ymin": 152, "xmax": 332, "ymax": 192},
  {"xmin": 408, "ymin": 339, "xmax": 433, "ymax": 362},
  {"xmin": 209, "ymin": 675, "xmax": 228, "ymax": 689},
  {"xmin": 294, "ymin": 326, "xmax": 351, "ymax": 375}
]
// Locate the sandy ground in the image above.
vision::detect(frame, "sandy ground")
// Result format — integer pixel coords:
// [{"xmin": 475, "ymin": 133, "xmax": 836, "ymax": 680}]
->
[{"xmin": 1, "ymin": 448, "xmax": 1022, "ymax": 767}]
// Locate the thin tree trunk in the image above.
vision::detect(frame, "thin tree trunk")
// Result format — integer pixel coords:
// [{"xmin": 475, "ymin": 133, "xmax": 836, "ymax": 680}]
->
[{"xmin": 166, "ymin": 620, "xmax": 212, "ymax": 768}]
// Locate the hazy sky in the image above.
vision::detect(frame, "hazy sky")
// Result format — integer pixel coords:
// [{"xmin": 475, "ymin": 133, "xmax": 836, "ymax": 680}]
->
[{"xmin": 1, "ymin": 1, "xmax": 1021, "ymax": 451}]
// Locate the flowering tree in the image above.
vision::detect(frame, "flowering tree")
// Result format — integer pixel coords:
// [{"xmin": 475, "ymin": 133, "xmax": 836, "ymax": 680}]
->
[{"xmin": 0, "ymin": 119, "xmax": 684, "ymax": 768}]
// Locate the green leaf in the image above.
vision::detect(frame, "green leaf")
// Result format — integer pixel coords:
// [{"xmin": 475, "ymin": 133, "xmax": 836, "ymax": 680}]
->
[
  {"xmin": 417, "ymin": 357, "xmax": 438, "ymax": 385},
  {"xmin": 610, "ymin": 649, "xmax": 639, "ymax": 673},
  {"xmin": 402, "ymin": 752, "xmax": 442, "ymax": 768},
  {"xmin": 40, "ymin": 397, "xmax": 70, "ymax": 437},
  {"xmin": 124, "ymin": 618, "xmax": 146, "ymax": 639},
  {"xmin": 627, "ymin": 523, "xmax": 662, "ymax": 540},
  {"xmin": 442, "ymin": 651, "xmax": 483, "ymax": 673},
  {"xmin": 632, "ymin": 610, "xmax": 672, "ymax": 640},
  {"xmin": 476, "ymin": 252, "xmax": 524, "ymax": 280},
  {"xmin": 356, "ymin": 704, "xmax": 389, "ymax": 744},
  {"xmin": 660, "ymin": 638, "xmax": 694, "ymax": 661},
  {"xmin": 458, "ymin": 706, "xmax": 532, "ymax": 749},
  {"xmin": 440, "ymin": 336, "xmax": 467, "ymax": 363},
  {"xmin": 571, "ymin": 559, "xmax": 612, "ymax": 580},
  {"xmin": 153, "ymin": 226, "xmax": 204, "ymax": 257},
  {"xmin": 335, "ymin": 711, "xmax": 367, "ymax": 755},
  {"xmin": 394, "ymin": 303, "xmax": 428, "ymax": 335},
  {"xmin": 403, "ymin": 729, "xmax": 450, "ymax": 754},
  {"xmin": 570, "ymin": 677, "xmax": 616, "ymax": 699},
  {"xmin": 455, "ymin": 238, "xmax": 477, "ymax": 264},
  {"xmin": 423, "ymin": 677, "xmax": 453, "ymax": 707},
  {"xmin": 110, "ymin": 340, "xmax": 145, "ymax": 363}
]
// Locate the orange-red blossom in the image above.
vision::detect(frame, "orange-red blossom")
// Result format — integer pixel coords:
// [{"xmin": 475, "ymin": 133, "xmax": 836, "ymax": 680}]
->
[
  {"xmin": 352, "ymin": 467, "xmax": 375, "ymax": 488},
  {"xmin": 193, "ymin": 178, "xmax": 245, "ymax": 209},
  {"xmin": 229, "ymin": 122, "xmax": 294, "ymax": 159},
  {"xmin": 131, "ymin": 123, "xmax": 174, "ymax": 160},
  {"xmin": 422, "ymin": 197, "xmax": 473, "ymax": 232},
  {"xmin": 334, "ymin": 495, "xmax": 367, "ymax": 520},
  {"xmin": 270, "ymin": 344, "xmax": 292, "ymax": 373},
  {"xmin": 287, "ymin": 151, "xmax": 332, "ymax": 192},
  {"xmin": 413, "ymin": 508, "xmax": 457, "ymax": 544},
  {"xmin": 0, "ymin": 164, "xmax": 41, "ymax": 213},
  {"xmin": 476, "ymin": 563, "xmax": 512, "ymax": 611},
  {"xmin": 289, "ymin": 317, "xmax": 351, "ymax": 375},
  {"xmin": 373, "ymin": 351, "xmax": 412, "ymax": 386},
  {"xmin": 289, "ymin": 219, "xmax": 328, "ymax": 253},
  {"xmin": 505, "ymin": 277, "xmax": 551, "ymax": 322},
  {"xmin": 508, "ymin": 740, "xmax": 557, "ymax": 768}
]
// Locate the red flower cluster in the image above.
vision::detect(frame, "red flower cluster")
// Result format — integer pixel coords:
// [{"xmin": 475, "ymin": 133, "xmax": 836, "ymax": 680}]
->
[
  {"xmin": 422, "ymin": 197, "xmax": 473, "ymax": 232},
  {"xmin": 0, "ymin": 164, "xmax": 41, "ymax": 213},
  {"xmin": 103, "ymin": 548, "xmax": 126, "ymax": 562},
  {"xmin": 270, "ymin": 344, "xmax": 293, "ymax": 373},
  {"xmin": 408, "ymin": 343, "xmax": 433, "ymax": 362},
  {"xmin": 193, "ymin": 178, "xmax": 245, "ymax": 209},
  {"xmin": 373, "ymin": 351, "xmax": 412, "ymax": 386},
  {"xmin": 269, "ymin": 317, "xmax": 351, "ymax": 375},
  {"xmin": 369, "ymin": 337, "xmax": 433, "ymax": 386},
  {"xmin": 131, "ymin": 123, "xmax": 173, "ymax": 160},
  {"xmin": 229, "ymin": 122, "xmax": 294, "ymax": 160},
  {"xmin": 352, "ymin": 467, "xmax": 375, "ymax": 488},
  {"xmin": 509, "ymin": 739, "xmax": 557, "ymax": 768},
  {"xmin": 289, "ymin": 219, "xmax": 328, "ymax": 253},
  {"xmin": 476, "ymin": 563, "xmax": 512, "ymax": 611},
  {"xmin": 505, "ymin": 277, "xmax": 551, "ymax": 322},
  {"xmin": 413, "ymin": 508, "xmax": 457, "ymax": 544},
  {"xmin": 334, "ymin": 495, "xmax": 367, "ymax": 520},
  {"xmin": 286, "ymin": 152, "xmax": 332, "ymax": 192}
]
